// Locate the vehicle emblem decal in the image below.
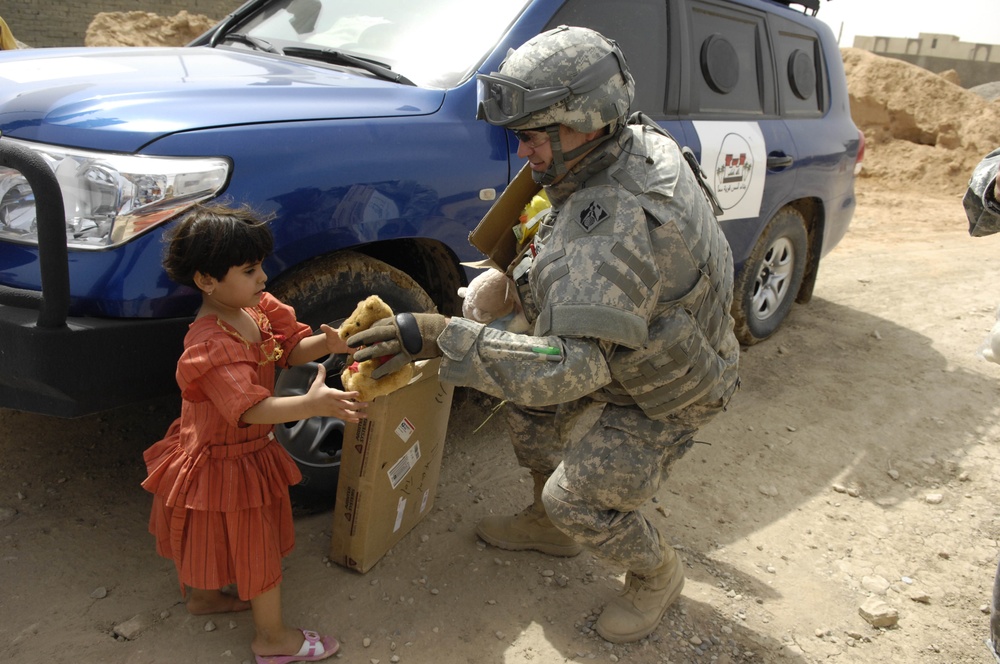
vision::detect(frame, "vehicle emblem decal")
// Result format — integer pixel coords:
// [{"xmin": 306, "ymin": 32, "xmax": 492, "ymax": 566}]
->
[{"xmin": 713, "ymin": 132, "xmax": 755, "ymax": 209}]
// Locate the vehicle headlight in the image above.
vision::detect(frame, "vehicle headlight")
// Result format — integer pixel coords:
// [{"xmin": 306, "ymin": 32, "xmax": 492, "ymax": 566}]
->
[{"xmin": 0, "ymin": 138, "xmax": 230, "ymax": 249}]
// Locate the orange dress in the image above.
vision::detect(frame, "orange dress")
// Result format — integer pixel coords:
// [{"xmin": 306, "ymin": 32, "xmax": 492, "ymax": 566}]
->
[{"xmin": 142, "ymin": 293, "xmax": 312, "ymax": 600}]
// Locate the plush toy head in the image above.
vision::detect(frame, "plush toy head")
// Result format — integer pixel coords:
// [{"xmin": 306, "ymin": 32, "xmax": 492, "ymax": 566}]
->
[
  {"xmin": 461, "ymin": 269, "xmax": 516, "ymax": 323},
  {"xmin": 460, "ymin": 269, "xmax": 530, "ymax": 333},
  {"xmin": 339, "ymin": 295, "xmax": 393, "ymax": 341},
  {"xmin": 339, "ymin": 295, "xmax": 414, "ymax": 401}
]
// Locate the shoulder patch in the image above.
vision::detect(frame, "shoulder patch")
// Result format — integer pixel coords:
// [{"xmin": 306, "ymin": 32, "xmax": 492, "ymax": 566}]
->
[{"xmin": 578, "ymin": 201, "xmax": 610, "ymax": 232}]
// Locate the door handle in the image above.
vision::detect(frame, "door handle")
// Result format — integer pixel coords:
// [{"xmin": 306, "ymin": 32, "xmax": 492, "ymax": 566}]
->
[{"xmin": 767, "ymin": 154, "xmax": 794, "ymax": 169}]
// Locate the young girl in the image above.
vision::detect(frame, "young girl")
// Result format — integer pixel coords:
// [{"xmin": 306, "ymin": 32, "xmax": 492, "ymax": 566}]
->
[{"xmin": 142, "ymin": 203, "xmax": 365, "ymax": 664}]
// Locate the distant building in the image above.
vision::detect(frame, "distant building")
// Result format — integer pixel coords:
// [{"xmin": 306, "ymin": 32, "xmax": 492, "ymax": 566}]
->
[{"xmin": 852, "ymin": 33, "xmax": 1000, "ymax": 88}]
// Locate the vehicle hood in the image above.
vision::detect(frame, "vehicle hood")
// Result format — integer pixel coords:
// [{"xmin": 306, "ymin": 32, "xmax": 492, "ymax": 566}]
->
[{"xmin": 0, "ymin": 47, "xmax": 446, "ymax": 152}]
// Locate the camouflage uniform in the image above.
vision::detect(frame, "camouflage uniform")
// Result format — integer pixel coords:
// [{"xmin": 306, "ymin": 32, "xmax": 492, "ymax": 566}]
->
[
  {"xmin": 967, "ymin": 148, "xmax": 1000, "ymax": 659},
  {"xmin": 966, "ymin": 148, "xmax": 1000, "ymax": 237},
  {"xmin": 438, "ymin": 114, "xmax": 739, "ymax": 571}
]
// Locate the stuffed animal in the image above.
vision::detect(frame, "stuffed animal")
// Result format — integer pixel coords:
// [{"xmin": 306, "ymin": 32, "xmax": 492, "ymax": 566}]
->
[
  {"xmin": 338, "ymin": 295, "xmax": 414, "ymax": 401},
  {"xmin": 514, "ymin": 190, "xmax": 551, "ymax": 246},
  {"xmin": 459, "ymin": 269, "xmax": 530, "ymax": 333}
]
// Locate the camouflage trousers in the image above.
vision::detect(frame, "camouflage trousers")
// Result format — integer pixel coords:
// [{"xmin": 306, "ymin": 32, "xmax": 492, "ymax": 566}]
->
[{"xmin": 503, "ymin": 397, "xmax": 723, "ymax": 572}]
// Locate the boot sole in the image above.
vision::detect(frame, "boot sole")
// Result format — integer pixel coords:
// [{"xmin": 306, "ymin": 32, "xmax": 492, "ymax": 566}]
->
[
  {"xmin": 596, "ymin": 574, "xmax": 685, "ymax": 644},
  {"xmin": 475, "ymin": 524, "xmax": 582, "ymax": 557}
]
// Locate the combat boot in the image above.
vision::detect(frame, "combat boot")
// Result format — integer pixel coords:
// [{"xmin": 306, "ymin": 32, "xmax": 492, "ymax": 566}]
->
[
  {"xmin": 476, "ymin": 472, "xmax": 582, "ymax": 557},
  {"xmin": 596, "ymin": 537, "xmax": 684, "ymax": 643}
]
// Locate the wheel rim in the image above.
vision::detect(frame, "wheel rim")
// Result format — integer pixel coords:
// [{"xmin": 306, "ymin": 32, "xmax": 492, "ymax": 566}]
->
[
  {"xmin": 273, "ymin": 354, "xmax": 347, "ymax": 469},
  {"xmin": 750, "ymin": 236, "xmax": 796, "ymax": 321}
]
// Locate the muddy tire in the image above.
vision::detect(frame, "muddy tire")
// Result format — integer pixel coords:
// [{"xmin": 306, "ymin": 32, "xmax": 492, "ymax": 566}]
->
[{"xmin": 732, "ymin": 207, "xmax": 808, "ymax": 345}]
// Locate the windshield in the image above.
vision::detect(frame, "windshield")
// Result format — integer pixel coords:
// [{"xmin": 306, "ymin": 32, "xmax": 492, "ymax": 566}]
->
[{"xmin": 233, "ymin": 0, "xmax": 531, "ymax": 88}]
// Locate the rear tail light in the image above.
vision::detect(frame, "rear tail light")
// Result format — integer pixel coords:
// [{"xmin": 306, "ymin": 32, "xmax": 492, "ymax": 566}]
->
[{"xmin": 853, "ymin": 129, "xmax": 865, "ymax": 176}]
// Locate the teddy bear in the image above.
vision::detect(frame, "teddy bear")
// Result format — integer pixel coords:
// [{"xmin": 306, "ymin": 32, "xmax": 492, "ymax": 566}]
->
[
  {"xmin": 458, "ymin": 269, "xmax": 530, "ymax": 333},
  {"xmin": 338, "ymin": 295, "xmax": 414, "ymax": 401}
]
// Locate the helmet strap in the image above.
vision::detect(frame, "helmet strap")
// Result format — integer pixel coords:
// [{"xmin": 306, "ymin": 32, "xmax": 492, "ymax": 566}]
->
[
  {"xmin": 533, "ymin": 126, "xmax": 616, "ymax": 186},
  {"xmin": 532, "ymin": 125, "xmax": 565, "ymax": 185}
]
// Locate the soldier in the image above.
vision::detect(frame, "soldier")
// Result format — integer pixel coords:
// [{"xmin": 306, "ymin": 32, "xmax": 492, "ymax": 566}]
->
[
  {"xmin": 966, "ymin": 148, "xmax": 1000, "ymax": 238},
  {"xmin": 349, "ymin": 25, "xmax": 740, "ymax": 643},
  {"xmin": 965, "ymin": 148, "xmax": 1000, "ymax": 663}
]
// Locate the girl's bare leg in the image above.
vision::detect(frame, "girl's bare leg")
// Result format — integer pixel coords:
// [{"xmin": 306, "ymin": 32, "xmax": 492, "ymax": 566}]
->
[
  {"xmin": 249, "ymin": 585, "xmax": 308, "ymax": 657},
  {"xmin": 186, "ymin": 587, "xmax": 251, "ymax": 615}
]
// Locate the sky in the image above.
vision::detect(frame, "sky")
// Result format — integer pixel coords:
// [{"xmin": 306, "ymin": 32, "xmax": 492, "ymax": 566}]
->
[{"xmin": 815, "ymin": 0, "xmax": 998, "ymax": 48}]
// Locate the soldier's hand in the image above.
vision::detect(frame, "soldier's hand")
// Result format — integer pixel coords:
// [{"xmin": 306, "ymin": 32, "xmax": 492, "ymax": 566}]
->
[{"xmin": 347, "ymin": 313, "xmax": 447, "ymax": 379}]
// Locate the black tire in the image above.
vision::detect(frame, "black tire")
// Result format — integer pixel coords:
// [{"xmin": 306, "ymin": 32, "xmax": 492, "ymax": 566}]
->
[
  {"xmin": 732, "ymin": 207, "xmax": 808, "ymax": 345},
  {"xmin": 270, "ymin": 251, "xmax": 436, "ymax": 509}
]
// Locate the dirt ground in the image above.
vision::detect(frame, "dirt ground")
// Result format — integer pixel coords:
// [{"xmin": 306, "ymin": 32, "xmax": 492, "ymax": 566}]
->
[{"xmin": 4, "ymin": 28, "xmax": 1000, "ymax": 664}]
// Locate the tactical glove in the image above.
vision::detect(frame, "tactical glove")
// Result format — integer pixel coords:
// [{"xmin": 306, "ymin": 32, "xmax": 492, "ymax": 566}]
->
[{"xmin": 347, "ymin": 312, "xmax": 447, "ymax": 379}]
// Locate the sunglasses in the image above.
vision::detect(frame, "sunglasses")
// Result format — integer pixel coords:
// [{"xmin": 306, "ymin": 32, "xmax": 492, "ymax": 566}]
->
[{"xmin": 510, "ymin": 127, "xmax": 553, "ymax": 148}]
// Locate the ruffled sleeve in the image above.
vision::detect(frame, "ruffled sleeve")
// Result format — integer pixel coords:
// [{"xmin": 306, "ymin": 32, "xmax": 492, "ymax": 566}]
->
[
  {"xmin": 259, "ymin": 293, "xmax": 313, "ymax": 368},
  {"xmin": 177, "ymin": 337, "xmax": 272, "ymax": 428}
]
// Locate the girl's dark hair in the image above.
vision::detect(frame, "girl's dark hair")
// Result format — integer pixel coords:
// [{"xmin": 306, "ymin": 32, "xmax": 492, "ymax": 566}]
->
[{"xmin": 163, "ymin": 203, "xmax": 274, "ymax": 287}]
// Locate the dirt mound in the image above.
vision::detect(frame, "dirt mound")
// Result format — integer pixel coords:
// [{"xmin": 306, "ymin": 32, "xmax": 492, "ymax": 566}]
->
[
  {"xmin": 84, "ymin": 10, "xmax": 216, "ymax": 48},
  {"xmin": 843, "ymin": 47, "xmax": 1000, "ymax": 195}
]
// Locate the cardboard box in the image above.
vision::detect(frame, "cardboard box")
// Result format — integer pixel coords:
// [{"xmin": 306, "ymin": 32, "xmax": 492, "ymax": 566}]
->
[
  {"xmin": 466, "ymin": 163, "xmax": 541, "ymax": 271},
  {"xmin": 330, "ymin": 358, "xmax": 454, "ymax": 573}
]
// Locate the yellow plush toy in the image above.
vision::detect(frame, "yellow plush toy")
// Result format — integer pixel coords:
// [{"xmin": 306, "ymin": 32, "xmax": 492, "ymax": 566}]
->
[
  {"xmin": 513, "ymin": 190, "xmax": 551, "ymax": 246},
  {"xmin": 339, "ymin": 295, "xmax": 414, "ymax": 401}
]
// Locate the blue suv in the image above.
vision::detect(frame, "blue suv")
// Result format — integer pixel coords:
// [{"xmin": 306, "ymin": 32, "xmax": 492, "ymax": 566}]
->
[{"xmin": 0, "ymin": 0, "xmax": 861, "ymax": 488}]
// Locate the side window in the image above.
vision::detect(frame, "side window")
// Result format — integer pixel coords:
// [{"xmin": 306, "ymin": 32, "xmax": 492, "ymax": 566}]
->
[
  {"xmin": 769, "ymin": 15, "xmax": 826, "ymax": 117},
  {"xmin": 544, "ymin": 0, "xmax": 668, "ymax": 115},
  {"xmin": 687, "ymin": 0, "xmax": 773, "ymax": 117}
]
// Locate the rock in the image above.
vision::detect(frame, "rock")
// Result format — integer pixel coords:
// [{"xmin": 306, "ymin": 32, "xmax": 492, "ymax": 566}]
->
[
  {"xmin": 925, "ymin": 493, "xmax": 944, "ymax": 504},
  {"xmin": 204, "ymin": 620, "xmax": 217, "ymax": 632},
  {"xmin": 89, "ymin": 586, "xmax": 108, "ymax": 599},
  {"xmin": 113, "ymin": 614, "xmax": 152, "ymax": 640},
  {"xmin": 861, "ymin": 575, "xmax": 890, "ymax": 595},
  {"xmin": 858, "ymin": 598, "xmax": 898, "ymax": 628}
]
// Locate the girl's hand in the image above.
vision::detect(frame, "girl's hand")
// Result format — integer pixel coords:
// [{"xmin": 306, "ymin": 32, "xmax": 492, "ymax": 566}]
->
[
  {"xmin": 307, "ymin": 363, "xmax": 368, "ymax": 422},
  {"xmin": 320, "ymin": 323, "xmax": 353, "ymax": 356}
]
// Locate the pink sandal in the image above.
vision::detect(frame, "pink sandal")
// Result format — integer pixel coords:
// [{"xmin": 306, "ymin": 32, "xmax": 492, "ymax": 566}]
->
[{"xmin": 254, "ymin": 629, "xmax": 340, "ymax": 664}]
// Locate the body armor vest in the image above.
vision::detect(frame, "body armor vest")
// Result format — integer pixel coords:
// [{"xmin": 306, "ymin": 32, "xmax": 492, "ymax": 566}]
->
[{"xmin": 530, "ymin": 118, "xmax": 739, "ymax": 420}]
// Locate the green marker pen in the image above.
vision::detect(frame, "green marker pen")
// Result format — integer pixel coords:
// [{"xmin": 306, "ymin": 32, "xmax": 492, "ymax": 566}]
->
[{"xmin": 531, "ymin": 346, "xmax": 561, "ymax": 356}]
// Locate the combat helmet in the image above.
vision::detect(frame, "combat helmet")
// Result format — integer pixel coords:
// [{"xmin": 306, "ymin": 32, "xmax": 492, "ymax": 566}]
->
[{"xmin": 477, "ymin": 25, "xmax": 635, "ymax": 184}]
